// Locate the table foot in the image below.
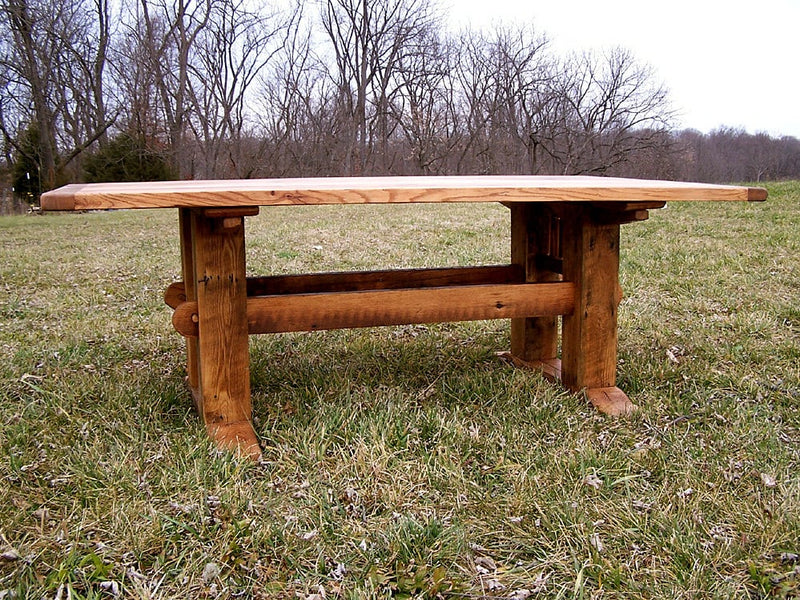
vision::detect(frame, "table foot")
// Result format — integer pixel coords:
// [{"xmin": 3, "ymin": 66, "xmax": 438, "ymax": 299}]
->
[
  {"xmin": 496, "ymin": 351, "xmax": 561, "ymax": 382},
  {"xmin": 207, "ymin": 421, "xmax": 263, "ymax": 460},
  {"xmin": 585, "ymin": 386, "xmax": 636, "ymax": 416},
  {"xmin": 498, "ymin": 353, "xmax": 636, "ymax": 416}
]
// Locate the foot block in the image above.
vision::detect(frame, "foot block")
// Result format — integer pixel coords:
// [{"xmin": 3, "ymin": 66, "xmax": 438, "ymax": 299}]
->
[
  {"xmin": 586, "ymin": 386, "xmax": 636, "ymax": 416},
  {"xmin": 496, "ymin": 352, "xmax": 562, "ymax": 382}
]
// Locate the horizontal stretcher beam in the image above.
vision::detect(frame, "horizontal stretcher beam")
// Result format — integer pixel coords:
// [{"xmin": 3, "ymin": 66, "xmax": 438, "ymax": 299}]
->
[
  {"xmin": 164, "ymin": 264, "xmax": 526, "ymax": 308},
  {"xmin": 172, "ymin": 281, "xmax": 575, "ymax": 336}
]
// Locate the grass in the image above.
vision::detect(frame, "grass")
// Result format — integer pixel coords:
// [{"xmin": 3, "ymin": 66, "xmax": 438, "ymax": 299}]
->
[{"xmin": 1, "ymin": 182, "xmax": 798, "ymax": 599}]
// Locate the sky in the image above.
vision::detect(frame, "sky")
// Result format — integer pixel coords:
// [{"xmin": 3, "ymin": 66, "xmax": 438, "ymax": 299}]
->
[{"xmin": 449, "ymin": 0, "xmax": 800, "ymax": 138}]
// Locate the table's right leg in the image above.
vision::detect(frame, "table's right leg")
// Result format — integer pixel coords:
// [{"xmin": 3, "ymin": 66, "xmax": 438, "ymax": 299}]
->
[{"xmin": 560, "ymin": 205, "xmax": 634, "ymax": 416}]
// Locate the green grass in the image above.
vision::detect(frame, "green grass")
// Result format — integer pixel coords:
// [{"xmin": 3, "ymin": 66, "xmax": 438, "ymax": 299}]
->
[{"xmin": 1, "ymin": 182, "xmax": 799, "ymax": 599}]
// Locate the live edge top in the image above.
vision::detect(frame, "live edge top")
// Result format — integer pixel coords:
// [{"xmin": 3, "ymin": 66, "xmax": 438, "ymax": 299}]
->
[{"xmin": 40, "ymin": 175, "xmax": 768, "ymax": 211}]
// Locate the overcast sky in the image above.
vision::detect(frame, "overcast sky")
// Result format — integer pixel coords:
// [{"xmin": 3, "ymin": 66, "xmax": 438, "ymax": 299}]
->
[{"xmin": 449, "ymin": 0, "xmax": 800, "ymax": 138}]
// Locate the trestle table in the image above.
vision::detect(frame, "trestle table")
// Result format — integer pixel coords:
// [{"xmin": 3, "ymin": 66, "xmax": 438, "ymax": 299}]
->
[{"xmin": 41, "ymin": 176, "xmax": 767, "ymax": 459}]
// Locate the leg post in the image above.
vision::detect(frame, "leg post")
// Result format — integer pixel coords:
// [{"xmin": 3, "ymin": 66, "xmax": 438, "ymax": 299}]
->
[
  {"xmin": 178, "ymin": 209, "xmax": 201, "ymax": 410},
  {"xmin": 190, "ymin": 210, "xmax": 261, "ymax": 458},
  {"xmin": 561, "ymin": 205, "xmax": 634, "ymax": 416},
  {"xmin": 505, "ymin": 203, "xmax": 562, "ymax": 380}
]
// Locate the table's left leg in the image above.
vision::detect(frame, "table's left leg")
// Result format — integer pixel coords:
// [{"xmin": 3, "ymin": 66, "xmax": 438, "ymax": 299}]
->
[
  {"xmin": 560, "ymin": 205, "xmax": 634, "ymax": 415},
  {"xmin": 190, "ymin": 210, "xmax": 261, "ymax": 459}
]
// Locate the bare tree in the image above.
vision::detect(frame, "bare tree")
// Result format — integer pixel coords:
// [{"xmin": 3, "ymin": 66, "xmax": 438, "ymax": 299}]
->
[
  {"xmin": 110, "ymin": 3, "xmax": 164, "ymax": 144},
  {"xmin": 450, "ymin": 29, "xmax": 495, "ymax": 173},
  {"xmin": 259, "ymin": 14, "xmax": 337, "ymax": 176},
  {"xmin": 0, "ymin": 0, "xmax": 114, "ymax": 193},
  {"xmin": 673, "ymin": 127, "xmax": 800, "ymax": 183},
  {"xmin": 132, "ymin": 0, "xmax": 213, "ymax": 177},
  {"xmin": 543, "ymin": 48, "xmax": 674, "ymax": 175},
  {"xmin": 187, "ymin": 0, "xmax": 292, "ymax": 178},
  {"xmin": 319, "ymin": 0, "xmax": 436, "ymax": 175},
  {"xmin": 392, "ymin": 22, "xmax": 458, "ymax": 173},
  {"xmin": 1, "ymin": 0, "xmax": 57, "ymax": 189},
  {"xmin": 485, "ymin": 25, "xmax": 551, "ymax": 174},
  {"xmin": 449, "ymin": 26, "xmax": 553, "ymax": 174},
  {"xmin": 54, "ymin": 0, "xmax": 114, "ymax": 159}
]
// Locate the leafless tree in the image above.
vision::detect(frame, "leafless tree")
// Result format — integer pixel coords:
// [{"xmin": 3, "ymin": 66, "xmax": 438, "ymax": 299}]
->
[
  {"xmin": 450, "ymin": 29, "xmax": 496, "ymax": 173},
  {"xmin": 319, "ymin": 0, "xmax": 437, "ymax": 175},
  {"xmin": 543, "ymin": 48, "xmax": 674, "ymax": 175},
  {"xmin": 391, "ymin": 24, "xmax": 458, "ymax": 173},
  {"xmin": 484, "ymin": 25, "xmax": 552, "ymax": 174},
  {"xmin": 54, "ymin": 0, "xmax": 114, "ymax": 161},
  {"xmin": 449, "ymin": 26, "xmax": 553, "ymax": 174},
  {"xmin": 187, "ymin": 0, "xmax": 292, "ymax": 178},
  {"xmin": 131, "ymin": 0, "xmax": 213, "ymax": 177},
  {"xmin": 0, "ymin": 0, "xmax": 113, "ymax": 191},
  {"xmin": 672, "ymin": 127, "xmax": 800, "ymax": 183},
  {"xmin": 1, "ymin": 0, "xmax": 57, "ymax": 187},
  {"xmin": 259, "ymin": 15, "xmax": 337, "ymax": 176},
  {"xmin": 110, "ymin": 4, "xmax": 163, "ymax": 144}
]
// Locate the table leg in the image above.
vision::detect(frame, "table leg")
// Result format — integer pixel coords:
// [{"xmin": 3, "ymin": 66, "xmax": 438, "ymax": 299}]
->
[
  {"xmin": 507, "ymin": 203, "xmax": 562, "ymax": 380},
  {"xmin": 178, "ymin": 209, "xmax": 200, "ymax": 408},
  {"xmin": 189, "ymin": 210, "xmax": 261, "ymax": 459},
  {"xmin": 560, "ymin": 205, "xmax": 634, "ymax": 415}
]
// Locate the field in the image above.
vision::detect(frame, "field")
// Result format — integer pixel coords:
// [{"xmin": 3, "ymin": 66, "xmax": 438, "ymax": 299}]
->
[{"xmin": 1, "ymin": 182, "xmax": 798, "ymax": 599}]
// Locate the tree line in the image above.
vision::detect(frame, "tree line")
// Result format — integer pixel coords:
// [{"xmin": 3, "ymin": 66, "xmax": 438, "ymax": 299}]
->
[{"xmin": 2, "ymin": 0, "xmax": 798, "ymax": 208}]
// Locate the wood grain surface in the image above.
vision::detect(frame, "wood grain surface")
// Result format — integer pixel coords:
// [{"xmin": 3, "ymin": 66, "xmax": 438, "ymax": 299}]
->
[
  {"xmin": 164, "ymin": 264, "xmax": 525, "ymax": 308},
  {"xmin": 41, "ymin": 176, "xmax": 767, "ymax": 210},
  {"xmin": 171, "ymin": 282, "xmax": 576, "ymax": 336},
  {"xmin": 509, "ymin": 203, "xmax": 561, "ymax": 363},
  {"xmin": 560, "ymin": 206, "xmax": 622, "ymax": 391},
  {"xmin": 190, "ymin": 212, "xmax": 260, "ymax": 457}
]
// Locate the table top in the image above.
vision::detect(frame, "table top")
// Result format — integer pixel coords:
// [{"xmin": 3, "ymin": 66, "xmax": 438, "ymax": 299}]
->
[{"xmin": 40, "ymin": 176, "xmax": 767, "ymax": 211}]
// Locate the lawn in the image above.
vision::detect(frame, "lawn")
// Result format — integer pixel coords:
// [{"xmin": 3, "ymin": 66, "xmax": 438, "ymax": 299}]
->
[{"xmin": 1, "ymin": 181, "xmax": 798, "ymax": 599}]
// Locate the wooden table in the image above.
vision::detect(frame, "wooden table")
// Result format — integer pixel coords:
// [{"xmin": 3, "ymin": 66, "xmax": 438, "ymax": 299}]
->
[{"xmin": 41, "ymin": 176, "xmax": 767, "ymax": 459}]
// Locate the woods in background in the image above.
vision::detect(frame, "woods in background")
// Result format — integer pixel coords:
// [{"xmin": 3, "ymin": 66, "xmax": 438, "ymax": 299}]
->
[{"xmin": 1, "ymin": 0, "xmax": 798, "ymax": 204}]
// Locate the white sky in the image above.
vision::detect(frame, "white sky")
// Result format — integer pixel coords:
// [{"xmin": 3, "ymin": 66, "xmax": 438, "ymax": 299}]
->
[{"xmin": 448, "ymin": 0, "xmax": 800, "ymax": 138}]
